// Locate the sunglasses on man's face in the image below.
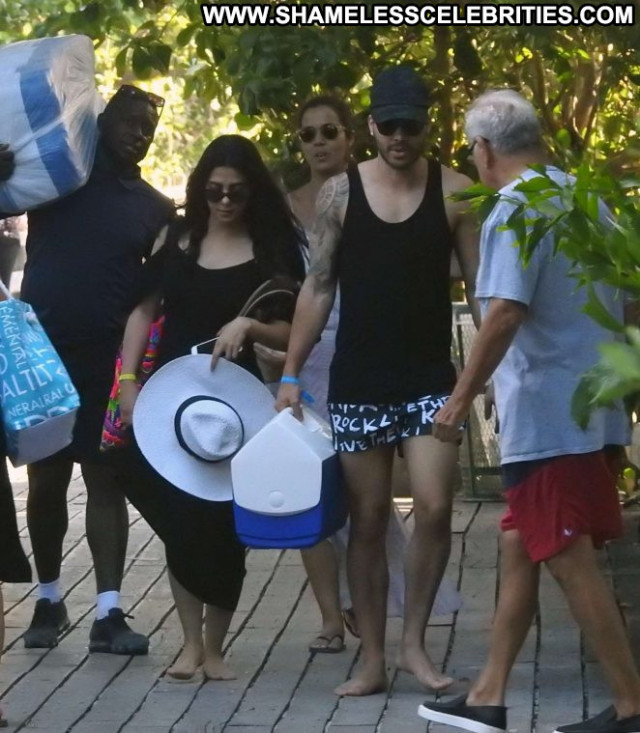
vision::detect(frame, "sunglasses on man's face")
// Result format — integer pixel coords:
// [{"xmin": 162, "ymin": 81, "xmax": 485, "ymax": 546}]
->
[
  {"xmin": 468, "ymin": 137, "xmax": 490, "ymax": 155},
  {"xmin": 205, "ymin": 184, "xmax": 251, "ymax": 204},
  {"xmin": 376, "ymin": 119, "xmax": 426, "ymax": 137},
  {"xmin": 296, "ymin": 123, "xmax": 346, "ymax": 144},
  {"xmin": 116, "ymin": 85, "xmax": 165, "ymax": 114}
]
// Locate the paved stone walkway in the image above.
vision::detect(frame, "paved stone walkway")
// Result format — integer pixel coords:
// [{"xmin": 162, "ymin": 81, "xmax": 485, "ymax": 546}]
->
[{"xmin": 1, "ymin": 465, "xmax": 638, "ymax": 732}]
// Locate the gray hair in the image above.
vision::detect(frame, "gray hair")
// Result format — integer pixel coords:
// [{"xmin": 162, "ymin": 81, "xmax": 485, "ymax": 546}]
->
[{"xmin": 465, "ymin": 90, "xmax": 542, "ymax": 155}]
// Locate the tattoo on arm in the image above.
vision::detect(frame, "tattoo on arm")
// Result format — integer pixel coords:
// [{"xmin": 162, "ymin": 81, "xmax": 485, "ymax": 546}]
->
[{"xmin": 308, "ymin": 173, "xmax": 348, "ymax": 295}]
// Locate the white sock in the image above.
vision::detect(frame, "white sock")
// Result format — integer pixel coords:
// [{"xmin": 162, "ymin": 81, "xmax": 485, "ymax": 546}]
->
[
  {"xmin": 96, "ymin": 591, "xmax": 120, "ymax": 620},
  {"xmin": 38, "ymin": 579, "xmax": 61, "ymax": 603}
]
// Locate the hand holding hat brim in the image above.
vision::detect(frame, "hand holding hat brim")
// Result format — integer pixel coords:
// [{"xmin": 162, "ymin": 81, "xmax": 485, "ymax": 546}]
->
[{"xmin": 133, "ymin": 355, "xmax": 276, "ymax": 501}]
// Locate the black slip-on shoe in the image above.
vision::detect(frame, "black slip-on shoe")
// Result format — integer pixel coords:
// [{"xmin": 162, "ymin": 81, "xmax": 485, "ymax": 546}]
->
[
  {"xmin": 554, "ymin": 707, "xmax": 640, "ymax": 733},
  {"xmin": 418, "ymin": 695, "xmax": 507, "ymax": 733},
  {"xmin": 23, "ymin": 599, "xmax": 70, "ymax": 649},
  {"xmin": 88, "ymin": 608, "xmax": 149, "ymax": 655}
]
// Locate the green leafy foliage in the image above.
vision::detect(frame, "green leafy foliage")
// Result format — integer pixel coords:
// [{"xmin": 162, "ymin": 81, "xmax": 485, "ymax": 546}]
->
[
  {"xmin": 572, "ymin": 331, "xmax": 640, "ymax": 429},
  {"xmin": 2, "ymin": 4, "xmax": 640, "ymax": 182}
]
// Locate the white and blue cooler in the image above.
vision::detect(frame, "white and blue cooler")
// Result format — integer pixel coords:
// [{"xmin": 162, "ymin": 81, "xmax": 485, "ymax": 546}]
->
[{"xmin": 231, "ymin": 407, "xmax": 347, "ymax": 549}]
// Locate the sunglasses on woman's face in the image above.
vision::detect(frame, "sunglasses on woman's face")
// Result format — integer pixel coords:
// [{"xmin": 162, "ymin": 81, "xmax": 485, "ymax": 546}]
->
[
  {"xmin": 296, "ymin": 123, "xmax": 346, "ymax": 144},
  {"xmin": 205, "ymin": 184, "xmax": 251, "ymax": 204},
  {"xmin": 375, "ymin": 119, "xmax": 426, "ymax": 137}
]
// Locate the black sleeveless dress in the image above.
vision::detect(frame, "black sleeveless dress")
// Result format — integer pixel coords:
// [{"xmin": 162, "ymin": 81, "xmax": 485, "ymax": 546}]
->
[{"xmin": 123, "ymin": 239, "xmax": 298, "ymax": 611}]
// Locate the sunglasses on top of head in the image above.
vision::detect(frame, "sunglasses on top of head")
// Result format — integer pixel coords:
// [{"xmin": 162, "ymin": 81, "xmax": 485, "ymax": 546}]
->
[
  {"xmin": 205, "ymin": 184, "xmax": 251, "ymax": 204},
  {"xmin": 115, "ymin": 84, "xmax": 165, "ymax": 114},
  {"xmin": 296, "ymin": 123, "xmax": 347, "ymax": 144},
  {"xmin": 375, "ymin": 119, "xmax": 426, "ymax": 137}
]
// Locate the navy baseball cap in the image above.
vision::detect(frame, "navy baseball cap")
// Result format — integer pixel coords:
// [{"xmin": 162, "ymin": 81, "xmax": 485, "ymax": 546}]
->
[{"xmin": 370, "ymin": 66, "xmax": 430, "ymax": 124}]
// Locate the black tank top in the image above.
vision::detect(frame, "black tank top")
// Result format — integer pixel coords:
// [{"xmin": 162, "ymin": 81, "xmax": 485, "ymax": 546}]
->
[{"xmin": 329, "ymin": 161, "xmax": 457, "ymax": 403}]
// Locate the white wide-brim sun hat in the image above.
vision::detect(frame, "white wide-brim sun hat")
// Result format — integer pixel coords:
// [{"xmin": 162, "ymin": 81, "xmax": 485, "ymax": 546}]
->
[{"xmin": 133, "ymin": 354, "xmax": 276, "ymax": 501}]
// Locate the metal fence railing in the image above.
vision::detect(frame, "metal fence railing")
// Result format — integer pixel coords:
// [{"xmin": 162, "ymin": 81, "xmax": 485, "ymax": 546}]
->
[{"xmin": 452, "ymin": 303, "xmax": 503, "ymax": 499}]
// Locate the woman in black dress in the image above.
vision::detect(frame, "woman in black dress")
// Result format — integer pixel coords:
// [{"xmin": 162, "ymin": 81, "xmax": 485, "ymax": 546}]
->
[
  {"xmin": 0, "ymin": 452, "xmax": 32, "ymax": 726},
  {"xmin": 118, "ymin": 135, "xmax": 304, "ymax": 681}
]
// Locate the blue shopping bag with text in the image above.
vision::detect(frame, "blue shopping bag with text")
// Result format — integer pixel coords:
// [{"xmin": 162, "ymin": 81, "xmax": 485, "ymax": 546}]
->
[{"xmin": 0, "ymin": 280, "xmax": 79, "ymax": 465}]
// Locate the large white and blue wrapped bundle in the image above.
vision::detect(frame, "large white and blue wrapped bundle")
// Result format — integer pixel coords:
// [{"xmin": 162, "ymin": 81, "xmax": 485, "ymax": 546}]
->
[{"xmin": 0, "ymin": 35, "xmax": 103, "ymax": 214}]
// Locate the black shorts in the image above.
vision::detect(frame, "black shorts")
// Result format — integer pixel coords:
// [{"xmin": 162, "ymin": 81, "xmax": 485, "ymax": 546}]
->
[
  {"xmin": 51, "ymin": 334, "xmax": 122, "ymax": 464},
  {"xmin": 327, "ymin": 394, "xmax": 451, "ymax": 453}
]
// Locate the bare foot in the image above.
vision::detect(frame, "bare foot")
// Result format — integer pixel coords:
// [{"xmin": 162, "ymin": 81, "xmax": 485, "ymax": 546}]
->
[
  {"xmin": 204, "ymin": 653, "xmax": 237, "ymax": 680},
  {"xmin": 396, "ymin": 647, "xmax": 453, "ymax": 691},
  {"xmin": 166, "ymin": 644, "xmax": 204, "ymax": 680},
  {"xmin": 334, "ymin": 666, "xmax": 388, "ymax": 696}
]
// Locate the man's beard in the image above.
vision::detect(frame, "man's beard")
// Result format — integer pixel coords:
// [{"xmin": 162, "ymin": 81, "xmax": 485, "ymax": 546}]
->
[{"xmin": 378, "ymin": 143, "xmax": 422, "ymax": 170}]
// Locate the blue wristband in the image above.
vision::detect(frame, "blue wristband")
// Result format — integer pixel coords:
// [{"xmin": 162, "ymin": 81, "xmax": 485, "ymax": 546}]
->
[
  {"xmin": 301, "ymin": 390, "xmax": 315, "ymax": 404},
  {"xmin": 280, "ymin": 375, "xmax": 313, "ymax": 403},
  {"xmin": 280, "ymin": 376, "xmax": 300, "ymax": 385}
]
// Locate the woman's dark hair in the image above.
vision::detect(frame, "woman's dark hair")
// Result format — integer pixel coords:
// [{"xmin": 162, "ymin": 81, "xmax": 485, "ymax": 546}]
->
[
  {"xmin": 297, "ymin": 95, "xmax": 353, "ymax": 135},
  {"xmin": 177, "ymin": 135, "xmax": 304, "ymax": 281}
]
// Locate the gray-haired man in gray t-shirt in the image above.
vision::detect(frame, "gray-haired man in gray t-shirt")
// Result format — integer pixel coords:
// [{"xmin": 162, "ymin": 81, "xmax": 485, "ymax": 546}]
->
[{"xmin": 420, "ymin": 90, "xmax": 640, "ymax": 733}]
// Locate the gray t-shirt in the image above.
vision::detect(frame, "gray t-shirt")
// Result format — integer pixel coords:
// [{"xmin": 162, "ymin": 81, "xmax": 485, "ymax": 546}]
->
[{"xmin": 476, "ymin": 166, "xmax": 630, "ymax": 464}]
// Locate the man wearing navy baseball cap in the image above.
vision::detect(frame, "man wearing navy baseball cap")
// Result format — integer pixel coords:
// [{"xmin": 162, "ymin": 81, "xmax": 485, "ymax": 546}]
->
[
  {"xmin": 277, "ymin": 65, "xmax": 480, "ymax": 696},
  {"xmin": 370, "ymin": 64, "xmax": 431, "ymax": 125}
]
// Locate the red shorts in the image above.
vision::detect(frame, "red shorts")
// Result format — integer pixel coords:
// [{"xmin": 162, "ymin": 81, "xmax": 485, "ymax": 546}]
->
[{"xmin": 500, "ymin": 449, "xmax": 623, "ymax": 563}]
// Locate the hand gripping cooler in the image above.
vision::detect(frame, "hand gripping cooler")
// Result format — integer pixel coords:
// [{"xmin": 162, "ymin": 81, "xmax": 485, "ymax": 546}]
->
[{"xmin": 231, "ymin": 407, "xmax": 347, "ymax": 549}]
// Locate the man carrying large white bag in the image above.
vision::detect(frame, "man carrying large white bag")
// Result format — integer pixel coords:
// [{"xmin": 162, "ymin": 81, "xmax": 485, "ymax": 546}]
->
[{"xmin": 0, "ymin": 59, "xmax": 174, "ymax": 654}]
